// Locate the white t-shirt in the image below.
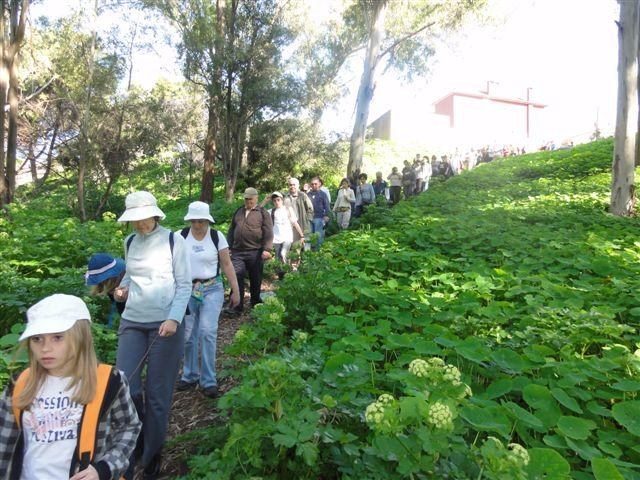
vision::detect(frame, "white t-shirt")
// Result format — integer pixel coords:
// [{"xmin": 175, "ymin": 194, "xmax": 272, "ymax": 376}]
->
[
  {"xmin": 270, "ymin": 207, "xmax": 296, "ymax": 244},
  {"xmin": 183, "ymin": 229, "xmax": 228, "ymax": 280},
  {"xmin": 21, "ymin": 375, "xmax": 84, "ymax": 480}
]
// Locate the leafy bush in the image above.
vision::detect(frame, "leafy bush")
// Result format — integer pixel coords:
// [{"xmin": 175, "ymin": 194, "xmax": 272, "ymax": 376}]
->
[{"xmin": 183, "ymin": 139, "xmax": 640, "ymax": 479}]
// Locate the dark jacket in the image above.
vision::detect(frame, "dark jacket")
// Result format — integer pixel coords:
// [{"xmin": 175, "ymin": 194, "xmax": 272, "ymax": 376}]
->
[
  {"xmin": 227, "ymin": 206, "xmax": 274, "ymax": 251},
  {"xmin": 308, "ymin": 190, "xmax": 330, "ymax": 218}
]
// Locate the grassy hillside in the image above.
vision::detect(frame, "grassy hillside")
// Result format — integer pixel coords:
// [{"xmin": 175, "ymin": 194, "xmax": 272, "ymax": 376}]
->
[{"xmin": 185, "ymin": 139, "xmax": 640, "ymax": 479}]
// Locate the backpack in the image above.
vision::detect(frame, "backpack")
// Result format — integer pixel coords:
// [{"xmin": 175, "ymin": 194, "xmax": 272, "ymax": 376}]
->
[
  {"xmin": 179, "ymin": 227, "xmax": 220, "ymax": 277},
  {"xmin": 12, "ymin": 364, "xmax": 123, "ymax": 478}
]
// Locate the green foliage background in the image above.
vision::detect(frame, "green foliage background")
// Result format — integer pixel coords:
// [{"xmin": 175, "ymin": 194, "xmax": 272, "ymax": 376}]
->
[{"xmin": 181, "ymin": 138, "xmax": 640, "ymax": 479}]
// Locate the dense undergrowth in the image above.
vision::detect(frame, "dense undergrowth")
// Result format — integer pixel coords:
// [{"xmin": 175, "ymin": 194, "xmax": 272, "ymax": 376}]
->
[
  {"xmin": 183, "ymin": 139, "xmax": 640, "ymax": 479},
  {"xmin": 0, "ymin": 157, "xmax": 242, "ymax": 383}
]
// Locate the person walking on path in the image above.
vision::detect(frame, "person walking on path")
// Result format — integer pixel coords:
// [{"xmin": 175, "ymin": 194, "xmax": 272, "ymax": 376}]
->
[
  {"xmin": 422, "ymin": 156, "xmax": 433, "ymax": 191},
  {"xmin": 284, "ymin": 177, "xmax": 314, "ymax": 252},
  {"xmin": 85, "ymin": 253, "xmax": 126, "ymax": 326},
  {"xmin": 372, "ymin": 171, "xmax": 388, "ymax": 199},
  {"xmin": 226, "ymin": 188, "xmax": 273, "ymax": 314},
  {"xmin": 387, "ymin": 167, "xmax": 402, "ymax": 205},
  {"xmin": 269, "ymin": 191, "xmax": 304, "ymax": 271},
  {"xmin": 402, "ymin": 160, "xmax": 416, "ymax": 199},
  {"xmin": 176, "ymin": 201, "xmax": 240, "ymax": 398},
  {"xmin": 333, "ymin": 178, "xmax": 355, "ymax": 229},
  {"xmin": 355, "ymin": 173, "xmax": 375, "ymax": 217},
  {"xmin": 307, "ymin": 177, "xmax": 330, "ymax": 250},
  {"xmin": 113, "ymin": 190, "xmax": 191, "ymax": 480},
  {"xmin": 0, "ymin": 294, "xmax": 141, "ymax": 480}
]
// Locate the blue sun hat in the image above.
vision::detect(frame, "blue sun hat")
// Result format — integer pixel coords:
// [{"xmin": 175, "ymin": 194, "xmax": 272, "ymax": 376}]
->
[{"xmin": 85, "ymin": 253, "xmax": 126, "ymax": 286}]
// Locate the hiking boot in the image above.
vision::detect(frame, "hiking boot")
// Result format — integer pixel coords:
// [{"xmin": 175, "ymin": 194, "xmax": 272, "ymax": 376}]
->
[
  {"xmin": 142, "ymin": 454, "xmax": 161, "ymax": 480},
  {"xmin": 202, "ymin": 385, "xmax": 219, "ymax": 398},
  {"xmin": 175, "ymin": 380, "xmax": 196, "ymax": 392}
]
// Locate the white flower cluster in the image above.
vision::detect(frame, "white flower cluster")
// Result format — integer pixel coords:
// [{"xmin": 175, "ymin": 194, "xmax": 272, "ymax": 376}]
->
[
  {"xmin": 364, "ymin": 394, "xmax": 396, "ymax": 426},
  {"xmin": 426, "ymin": 401, "xmax": 453, "ymax": 430},
  {"xmin": 409, "ymin": 357, "xmax": 464, "ymax": 388},
  {"xmin": 508, "ymin": 443, "xmax": 530, "ymax": 466},
  {"xmin": 409, "ymin": 359, "xmax": 430, "ymax": 377}
]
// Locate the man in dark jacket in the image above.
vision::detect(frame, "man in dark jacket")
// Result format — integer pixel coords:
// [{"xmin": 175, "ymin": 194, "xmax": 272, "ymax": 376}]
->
[
  {"xmin": 307, "ymin": 177, "xmax": 330, "ymax": 250},
  {"xmin": 227, "ymin": 187, "xmax": 273, "ymax": 313}
]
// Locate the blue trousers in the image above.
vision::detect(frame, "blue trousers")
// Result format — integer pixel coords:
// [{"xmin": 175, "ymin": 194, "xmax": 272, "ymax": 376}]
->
[
  {"xmin": 181, "ymin": 282, "xmax": 224, "ymax": 388},
  {"xmin": 311, "ymin": 217, "xmax": 325, "ymax": 250},
  {"xmin": 117, "ymin": 319, "xmax": 184, "ymax": 474}
]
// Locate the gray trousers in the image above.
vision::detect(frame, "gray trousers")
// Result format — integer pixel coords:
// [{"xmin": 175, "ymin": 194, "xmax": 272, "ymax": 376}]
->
[{"xmin": 116, "ymin": 319, "xmax": 184, "ymax": 474}]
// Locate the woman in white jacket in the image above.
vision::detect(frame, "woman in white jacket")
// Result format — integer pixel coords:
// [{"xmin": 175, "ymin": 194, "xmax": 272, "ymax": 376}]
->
[
  {"xmin": 333, "ymin": 178, "xmax": 356, "ymax": 229},
  {"xmin": 113, "ymin": 191, "xmax": 191, "ymax": 480}
]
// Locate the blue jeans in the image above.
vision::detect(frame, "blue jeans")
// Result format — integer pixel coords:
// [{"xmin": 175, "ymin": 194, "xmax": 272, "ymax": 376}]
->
[
  {"xmin": 311, "ymin": 217, "xmax": 325, "ymax": 250},
  {"xmin": 181, "ymin": 282, "xmax": 224, "ymax": 388},
  {"xmin": 117, "ymin": 319, "xmax": 184, "ymax": 474}
]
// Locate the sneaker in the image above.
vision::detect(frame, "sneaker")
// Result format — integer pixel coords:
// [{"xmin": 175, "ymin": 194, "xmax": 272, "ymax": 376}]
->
[
  {"xmin": 223, "ymin": 307, "xmax": 242, "ymax": 317},
  {"xmin": 175, "ymin": 380, "xmax": 196, "ymax": 392},
  {"xmin": 202, "ymin": 385, "xmax": 219, "ymax": 398}
]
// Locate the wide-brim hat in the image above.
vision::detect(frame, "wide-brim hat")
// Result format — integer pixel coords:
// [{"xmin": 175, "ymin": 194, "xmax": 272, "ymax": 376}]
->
[
  {"xmin": 117, "ymin": 191, "xmax": 165, "ymax": 222},
  {"xmin": 20, "ymin": 294, "xmax": 91, "ymax": 341},
  {"xmin": 184, "ymin": 201, "xmax": 215, "ymax": 223},
  {"xmin": 85, "ymin": 254, "xmax": 125, "ymax": 286}
]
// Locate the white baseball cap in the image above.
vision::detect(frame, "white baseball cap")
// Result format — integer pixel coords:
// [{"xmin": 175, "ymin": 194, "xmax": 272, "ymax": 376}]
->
[
  {"xmin": 20, "ymin": 294, "xmax": 91, "ymax": 341},
  {"xmin": 184, "ymin": 201, "xmax": 215, "ymax": 223},
  {"xmin": 117, "ymin": 191, "xmax": 166, "ymax": 222}
]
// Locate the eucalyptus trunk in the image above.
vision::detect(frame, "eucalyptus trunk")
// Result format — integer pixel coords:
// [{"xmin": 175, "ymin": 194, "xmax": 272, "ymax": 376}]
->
[
  {"xmin": 200, "ymin": 0, "xmax": 226, "ymax": 204},
  {"xmin": 347, "ymin": 0, "xmax": 387, "ymax": 178},
  {"xmin": 611, "ymin": 0, "xmax": 640, "ymax": 216}
]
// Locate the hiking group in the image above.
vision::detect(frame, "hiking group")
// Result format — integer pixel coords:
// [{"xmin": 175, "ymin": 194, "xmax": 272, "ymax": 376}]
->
[{"xmin": 0, "ymin": 165, "xmax": 438, "ymax": 479}]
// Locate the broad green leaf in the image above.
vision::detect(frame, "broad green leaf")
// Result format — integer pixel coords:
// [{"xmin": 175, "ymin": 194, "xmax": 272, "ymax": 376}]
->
[
  {"xmin": 491, "ymin": 349, "xmax": 529, "ymax": 373},
  {"xmin": 485, "ymin": 379, "xmax": 513, "ymax": 399},
  {"xmin": 455, "ymin": 337, "xmax": 491, "ymax": 363},
  {"xmin": 502, "ymin": 401, "xmax": 544, "ymax": 429},
  {"xmin": 525, "ymin": 448, "xmax": 570, "ymax": 479},
  {"xmin": 597, "ymin": 440, "xmax": 622, "ymax": 458},
  {"xmin": 611, "ymin": 380, "xmax": 640, "ymax": 392},
  {"xmin": 586, "ymin": 401, "xmax": 612, "ymax": 418},
  {"xmin": 460, "ymin": 405, "xmax": 511, "ymax": 438},
  {"xmin": 556, "ymin": 416, "xmax": 596, "ymax": 440},
  {"xmin": 612, "ymin": 400, "xmax": 640, "ymax": 436},
  {"xmin": 522, "ymin": 384, "xmax": 555, "ymax": 409},
  {"xmin": 551, "ymin": 387, "xmax": 583, "ymax": 414},
  {"xmin": 591, "ymin": 458, "xmax": 624, "ymax": 480},
  {"xmin": 323, "ymin": 353, "xmax": 355, "ymax": 373},
  {"xmin": 565, "ymin": 437, "xmax": 601, "ymax": 460}
]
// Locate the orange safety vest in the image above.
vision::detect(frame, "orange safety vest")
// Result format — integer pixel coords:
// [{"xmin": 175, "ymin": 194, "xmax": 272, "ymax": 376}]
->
[{"xmin": 12, "ymin": 364, "xmax": 123, "ymax": 477}]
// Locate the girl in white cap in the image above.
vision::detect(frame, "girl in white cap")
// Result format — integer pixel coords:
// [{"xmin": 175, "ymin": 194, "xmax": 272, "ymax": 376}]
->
[
  {"xmin": 113, "ymin": 190, "xmax": 191, "ymax": 479},
  {"xmin": 0, "ymin": 294, "xmax": 141, "ymax": 480}
]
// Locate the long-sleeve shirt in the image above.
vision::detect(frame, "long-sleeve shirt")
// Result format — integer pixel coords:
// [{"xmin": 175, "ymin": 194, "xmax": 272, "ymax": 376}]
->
[
  {"xmin": 0, "ymin": 369, "xmax": 141, "ymax": 480},
  {"xmin": 356, "ymin": 183, "xmax": 376, "ymax": 206},
  {"xmin": 333, "ymin": 187, "xmax": 355, "ymax": 211},
  {"xmin": 308, "ymin": 190, "xmax": 330, "ymax": 218},
  {"xmin": 284, "ymin": 192, "xmax": 313, "ymax": 237},
  {"xmin": 120, "ymin": 225, "xmax": 191, "ymax": 324},
  {"xmin": 227, "ymin": 206, "xmax": 274, "ymax": 251}
]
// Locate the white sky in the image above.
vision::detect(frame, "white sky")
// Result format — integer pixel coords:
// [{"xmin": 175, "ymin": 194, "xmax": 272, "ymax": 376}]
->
[
  {"xmin": 32, "ymin": 0, "xmax": 620, "ymax": 144},
  {"xmin": 326, "ymin": 0, "xmax": 620, "ymax": 143}
]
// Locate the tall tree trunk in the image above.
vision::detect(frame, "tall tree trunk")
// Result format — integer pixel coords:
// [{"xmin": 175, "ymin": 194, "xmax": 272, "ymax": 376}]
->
[
  {"xmin": 200, "ymin": 0, "xmax": 226, "ymax": 204},
  {"xmin": 78, "ymin": 0, "xmax": 98, "ymax": 222},
  {"xmin": 6, "ymin": 45, "xmax": 18, "ymax": 201},
  {"xmin": 611, "ymin": 0, "xmax": 640, "ymax": 216},
  {"xmin": 346, "ymin": 0, "xmax": 387, "ymax": 178},
  {"xmin": 201, "ymin": 101, "xmax": 219, "ymax": 203},
  {"xmin": 0, "ymin": 0, "xmax": 7, "ymax": 207}
]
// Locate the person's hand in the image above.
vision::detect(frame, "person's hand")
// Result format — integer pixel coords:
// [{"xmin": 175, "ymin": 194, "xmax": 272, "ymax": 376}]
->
[
  {"xmin": 70, "ymin": 465, "xmax": 99, "ymax": 480},
  {"xmin": 323, "ymin": 215, "xmax": 329, "ymax": 224},
  {"xmin": 228, "ymin": 289, "xmax": 241, "ymax": 308},
  {"xmin": 113, "ymin": 286, "xmax": 129, "ymax": 302},
  {"xmin": 159, "ymin": 320, "xmax": 178, "ymax": 337},
  {"xmin": 262, "ymin": 250, "xmax": 272, "ymax": 260}
]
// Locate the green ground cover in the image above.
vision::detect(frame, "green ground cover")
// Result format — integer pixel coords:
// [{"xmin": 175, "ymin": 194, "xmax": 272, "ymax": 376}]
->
[{"xmin": 185, "ymin": 139, "xmax": 640, "ymax": 479}]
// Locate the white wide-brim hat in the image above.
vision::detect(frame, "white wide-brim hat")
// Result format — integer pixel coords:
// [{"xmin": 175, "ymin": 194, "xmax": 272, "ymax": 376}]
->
[
  {"xmin": 117, "ymin": 191, "xmax": 166, "ymax": 222},
  {"xmin": 20, "ymin": 294, "xmax": 91, "ymax": 341},
  {"xmin": 184, "ymin": 201, "xmax": 215, "ymax": 223}
]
